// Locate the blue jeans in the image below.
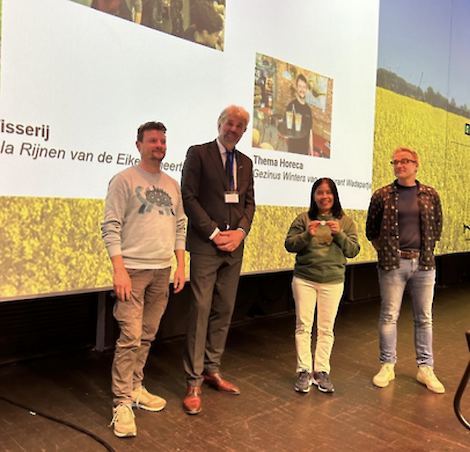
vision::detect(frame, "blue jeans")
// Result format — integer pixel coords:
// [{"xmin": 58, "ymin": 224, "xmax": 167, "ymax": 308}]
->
[{"xmin": 378, "ymin": 258, "xmax": 435, "ymax": 367}]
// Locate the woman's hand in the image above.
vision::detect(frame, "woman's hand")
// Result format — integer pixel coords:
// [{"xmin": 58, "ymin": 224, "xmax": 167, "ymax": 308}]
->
[
  {"xmin": 326, "ymin": 220, "xmax": 340, "ymax": 235},
  {"xmin": 308, "ymin": 220, "xmax": 321, "ymax": 236}
]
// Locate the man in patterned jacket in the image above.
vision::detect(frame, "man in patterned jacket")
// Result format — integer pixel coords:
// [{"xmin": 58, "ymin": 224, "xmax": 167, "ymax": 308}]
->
[{"xmin": 366, "ymin": 146, "xmax": 444, "ymax": 394}]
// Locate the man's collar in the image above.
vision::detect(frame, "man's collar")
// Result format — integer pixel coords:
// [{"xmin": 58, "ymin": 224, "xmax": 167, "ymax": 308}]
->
[
  {"xmin": 216, "ymin": 138, "xmax": 236, "ymax": 154},
  {"xmin": 392, "ymin": 179, "xmax": 420, "ymax": 191}
]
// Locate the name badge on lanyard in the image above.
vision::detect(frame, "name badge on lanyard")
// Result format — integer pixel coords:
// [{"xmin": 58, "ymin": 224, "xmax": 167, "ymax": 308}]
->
[{"xmin": 225, "ymin": 191, "xmax": 239, "ymax": 203}]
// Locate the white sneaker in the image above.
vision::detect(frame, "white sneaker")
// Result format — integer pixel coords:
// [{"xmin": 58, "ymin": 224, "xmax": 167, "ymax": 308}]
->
[
  {"xmin": 416, "ymin": 366, "xmax": 445, "ymax": 394},
  {"xmin": 109, "ymin": 403, "xmax": 136, "ymax": 438},
  {"xmin": 131, "ymin": 386, "xmax": 167, "ymax": 411},
  {"xmin": 373, "ymin": 363, "xmax": 395, "ymax": 388}
]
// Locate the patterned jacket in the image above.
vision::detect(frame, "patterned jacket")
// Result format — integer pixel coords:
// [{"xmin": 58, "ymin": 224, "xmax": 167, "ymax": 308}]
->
[{"xmin": 366, "ymin": 180, "xmax": 442, "ymax": 270}]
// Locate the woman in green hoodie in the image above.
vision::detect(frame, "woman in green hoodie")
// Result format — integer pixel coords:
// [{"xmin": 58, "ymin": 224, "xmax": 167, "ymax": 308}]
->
[{"xmin": 285, "ymin": 178, "xmax": 360, "ymax": 394}]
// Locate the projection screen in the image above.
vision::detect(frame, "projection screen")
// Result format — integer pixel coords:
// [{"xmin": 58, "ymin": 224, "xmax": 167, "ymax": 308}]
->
[{"xmin": 0, "ymin": 0, "xmax": 380, "ymax": 300}]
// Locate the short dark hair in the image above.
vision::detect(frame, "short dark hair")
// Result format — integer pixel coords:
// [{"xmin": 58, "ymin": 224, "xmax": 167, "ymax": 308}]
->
[
  {"xmin": 137, "ymin": 121, "xmax": 167, "ymax": 142},
  {"xmin": 192, "ymin": 2, "xmax": 223, "ymax": 33},
  {"xmin": 296, "ymin": 74, "xmax": 308, "ymax": 86},
  {"xmin": 308, "ymin": 178, "xmax": 344, "ymax": 220}
]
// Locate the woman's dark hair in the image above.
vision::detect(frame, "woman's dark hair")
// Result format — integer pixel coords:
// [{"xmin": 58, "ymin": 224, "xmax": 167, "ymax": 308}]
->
[{"xmin": 308, "ymin": 178, "xmax": 344, "ymax": 220}]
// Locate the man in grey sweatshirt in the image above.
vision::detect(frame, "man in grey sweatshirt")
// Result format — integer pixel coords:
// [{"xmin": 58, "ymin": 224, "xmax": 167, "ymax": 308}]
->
[{"xmin": 101, "ymin": 121, "xmax": 186, "ymax": 437}]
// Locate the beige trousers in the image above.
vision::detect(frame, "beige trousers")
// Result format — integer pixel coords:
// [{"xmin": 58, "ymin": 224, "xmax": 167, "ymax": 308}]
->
[{"xmin": 292, "ymin": 276, "xmax": 344, "ymax": 374}]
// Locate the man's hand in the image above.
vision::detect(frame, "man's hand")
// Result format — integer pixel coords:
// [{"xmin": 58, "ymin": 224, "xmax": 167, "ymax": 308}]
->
[
  {"xmin": 173, "ymin": 265, "xmax": 185, "ymax": 294},
  {"xmin": 213, "ymin": 230, "xmax": 245, "ymax": 252},
  {"xmin": 279, "ymin": 132, "xmax": 289, "ymax": 143},
  {"xmin": 113, "ymin": 268, "xmax": 132, "ymax": 301}
]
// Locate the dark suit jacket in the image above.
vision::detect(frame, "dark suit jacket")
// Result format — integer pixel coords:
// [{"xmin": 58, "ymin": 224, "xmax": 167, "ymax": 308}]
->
[{"xmin": 181, "ymin": 140, "xmax": 255, "ymax": 257}]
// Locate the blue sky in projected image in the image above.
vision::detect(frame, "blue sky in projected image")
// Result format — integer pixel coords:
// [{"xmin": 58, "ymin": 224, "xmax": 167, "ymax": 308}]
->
[{"xmin": 378, "ymin": 0, "xmax": 470, "ymax": 106}]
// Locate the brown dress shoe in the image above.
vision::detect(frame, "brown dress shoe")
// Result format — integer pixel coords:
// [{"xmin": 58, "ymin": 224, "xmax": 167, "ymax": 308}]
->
[
  {"xmin": 203, "ymin": 372, "xmax": 240, "ymax": 395},
  {"xmin": 183, "ymin": 386, "xmax": 202, "ymax": 415}
]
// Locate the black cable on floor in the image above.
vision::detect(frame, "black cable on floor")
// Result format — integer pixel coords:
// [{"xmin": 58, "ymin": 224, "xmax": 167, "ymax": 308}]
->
[
  {"xmin": 454, "ymin": 330, "xmax": 470, "ymax": 430},
  {"xmin": 0, "ymin": 394, "xmax": 117, "ymax": 452}
]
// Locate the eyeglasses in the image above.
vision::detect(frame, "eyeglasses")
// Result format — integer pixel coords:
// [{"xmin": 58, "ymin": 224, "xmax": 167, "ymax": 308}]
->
[{"xmin": 390, "ymin": 158, "xmax": 417, "ymax": 166}]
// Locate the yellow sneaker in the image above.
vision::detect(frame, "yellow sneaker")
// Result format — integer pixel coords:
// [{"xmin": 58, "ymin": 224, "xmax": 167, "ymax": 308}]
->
[
  {"xmin": 373, "ymin": 363, "xmax": 395, "ymax": 388},
  {"xmin": 109, "ymin": 403, "xmax": 136, "ymax": 438},
  {"xmin": 416, "ymin": 366, "xmax": 445, "ymax": 394},
  {"xmin": 131, "ymin": 386, "xmax": 167, "ymax": 411}
]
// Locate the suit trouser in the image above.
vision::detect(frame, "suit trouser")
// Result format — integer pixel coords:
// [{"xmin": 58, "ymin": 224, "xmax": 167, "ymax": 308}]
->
[
  {"xmin": 112, "ymin": 267, "xmax": 170, "ymax": 406},
  {"xmin": 183, "ymin": 252, "xmax": 243, "ymax": 386}
]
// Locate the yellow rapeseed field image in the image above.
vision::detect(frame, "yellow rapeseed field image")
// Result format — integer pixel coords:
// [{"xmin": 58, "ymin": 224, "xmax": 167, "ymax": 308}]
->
[
  {"xmin": 1, "ymin": 87, "xmax": 469, "ymax": 298},
  {"xmin": 373, "ymin": 87, "xmax": 470, "ymax": 256}
]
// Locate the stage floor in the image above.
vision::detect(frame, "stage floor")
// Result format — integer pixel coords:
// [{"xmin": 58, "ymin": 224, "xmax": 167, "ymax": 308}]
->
[{"xmin": 1, "ymin": 283, "xmax": 470, "ymax": 451}]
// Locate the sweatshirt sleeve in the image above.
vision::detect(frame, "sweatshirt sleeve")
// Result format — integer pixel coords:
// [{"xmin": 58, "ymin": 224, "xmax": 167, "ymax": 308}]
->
[
  {"xmin": 173, "ymin": 181, "xmax": 186, "ymax": 251},
  {"xmin": 101, "ymin": 174, "xmax": 130, "ymax": 258},
  {"xmin": 285, "ymin": 213, "xmax": 311, "ymax": 253},
  {"xmin": 332, "ymin": 216, "xmax": 360, "ymax": 258}
]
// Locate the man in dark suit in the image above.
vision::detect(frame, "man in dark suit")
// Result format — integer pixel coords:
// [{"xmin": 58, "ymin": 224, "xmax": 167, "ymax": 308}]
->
[{"xmin": 181, "ymin": 105, "xmax": 255, "ymax": 415}]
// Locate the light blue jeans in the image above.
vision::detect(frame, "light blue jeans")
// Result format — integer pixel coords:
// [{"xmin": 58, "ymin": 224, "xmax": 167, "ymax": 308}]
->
[{"xmin": 378, "ymin": 258, "xmax": 435, "ymax": 367}]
